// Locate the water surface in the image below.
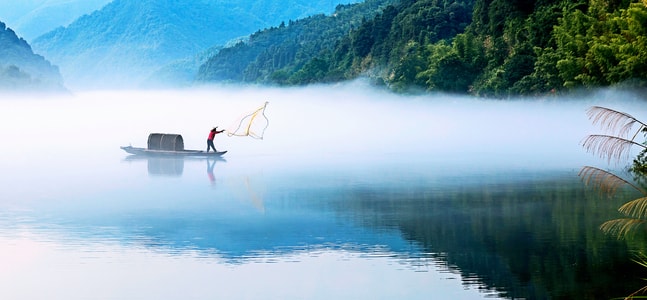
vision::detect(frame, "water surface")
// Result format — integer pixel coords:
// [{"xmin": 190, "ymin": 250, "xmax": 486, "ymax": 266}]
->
[{"xmin": 1, "ymin": 85, "xmax": 646, "ymax": 299}]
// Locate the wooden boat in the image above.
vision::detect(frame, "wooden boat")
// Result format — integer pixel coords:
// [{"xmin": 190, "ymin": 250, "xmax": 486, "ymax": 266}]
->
[
  {"xmin": 120, "ymin": 146, "xmax": 227, "ymax": 157},
  {"xmin": 121, "ymin": 133, "xmax": 227, "ymax": 157}
]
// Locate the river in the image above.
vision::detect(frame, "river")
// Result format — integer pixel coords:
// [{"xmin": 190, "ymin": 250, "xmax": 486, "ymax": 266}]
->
[{"xmin": 1, "ymin": 84, "xmax": 646, "ymax": 299}]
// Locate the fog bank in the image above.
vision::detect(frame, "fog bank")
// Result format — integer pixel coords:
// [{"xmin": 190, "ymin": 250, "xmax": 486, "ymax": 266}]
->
[{"xmin": 3, "ymin": 84, "xmax": 646, "ymax": 163}]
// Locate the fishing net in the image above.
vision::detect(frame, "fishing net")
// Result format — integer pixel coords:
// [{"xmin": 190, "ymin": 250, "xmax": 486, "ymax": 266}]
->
[{"xmin": 226, "ymin": 101, "xmax": 269, "ymax": 139}]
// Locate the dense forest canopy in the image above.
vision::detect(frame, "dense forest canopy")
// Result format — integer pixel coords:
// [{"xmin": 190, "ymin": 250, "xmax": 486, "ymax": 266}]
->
[
  {"xmin": 197, "ymin": 0, "xmax": 401, "ymax": 83},
  {"xmin": 197, "ymin": 0, "xmax": 647, "ymax": 96}
]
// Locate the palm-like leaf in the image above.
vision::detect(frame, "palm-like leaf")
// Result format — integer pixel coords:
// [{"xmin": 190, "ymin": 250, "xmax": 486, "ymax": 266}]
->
[
  {"xmin": 631, "ymin": 252, "xmax": 647, "ymax": 269},
  {"xmin": 587, "ymin": 106, "xmax": 646, "ymax": 139},
  {"xmin": 600, "ymin": 218, "xmax": 647, "ymax": 238},
  {"xmin": 619, "ymin": 197, "xmax": 647, "ymax": 219},
  {"xmin": 581, "ymin": 134, "xmax": 647, "ymax": 164}
]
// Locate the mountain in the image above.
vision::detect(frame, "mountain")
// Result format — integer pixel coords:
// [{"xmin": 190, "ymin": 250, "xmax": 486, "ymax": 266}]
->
[
  {"xmin": 0, "ymin": 21, "xmax": 65, "ymax": 92},
  {"xmin": 0, "ymin": 0, "xmax": 112, "ymax": 42},
  {"xmin": 197, "ymin": 0, "xmax": 647, "ymax": 96},
  {"xmin": 196, "ymin": 0, "xmax": 401, "ymax": 84},
  {"xmin": 197, "ymin": 0, "xmax": 472, "ymax": 86},
  {"xmin": 30, "ymin": 0, "xmax": 360, "ymax": 91},
  {"xmin": 142, "ymin": 44, "xmax": 224, "ymax": 88}
]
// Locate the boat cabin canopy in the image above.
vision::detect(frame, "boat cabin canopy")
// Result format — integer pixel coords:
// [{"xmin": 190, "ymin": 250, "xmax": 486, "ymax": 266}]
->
[{"xmin": 147, "ymin": 133, "xmax": 184, "ymax": 151}]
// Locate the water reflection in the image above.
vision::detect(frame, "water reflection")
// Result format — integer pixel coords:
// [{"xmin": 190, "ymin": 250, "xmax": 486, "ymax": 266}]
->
[
  {"xmin": 3, "ymin": 154, "xmax": 512, "ymax": 299},
  {"xmin": 3, "ymin": 153, "xmax": 645, "ymax": 299},
  {"xmin": 0, "ymin": 233, "xmax": 498, "ymax": 300},
  {"xmin": 122, "ymin": 155, "xmax": 226, "ymax": 178}
]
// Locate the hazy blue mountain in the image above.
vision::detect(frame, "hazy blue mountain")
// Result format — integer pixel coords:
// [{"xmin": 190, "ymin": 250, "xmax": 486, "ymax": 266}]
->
[
  {"xmin": 30, "ymin": 0, "xmax": 360, "ymax": 90},
  {"xmin": 0, "ymin": 21, "xmax": 65, "ymax": 92},
  {"xmin": 142, "ymin": 44, "xmax": 224, "ymax": 88},
  {"xmin": 0, "ymin": 0, "xmax": 112, "ymax": 42}
]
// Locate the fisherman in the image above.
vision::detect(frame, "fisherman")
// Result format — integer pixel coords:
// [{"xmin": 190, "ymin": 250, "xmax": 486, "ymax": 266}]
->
[{"xmin": 207, "ymin": 126, "xmax": 225, "ymax": 152}]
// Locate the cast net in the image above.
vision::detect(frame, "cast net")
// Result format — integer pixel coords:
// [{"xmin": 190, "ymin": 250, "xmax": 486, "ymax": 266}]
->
[{"xmin": 226, "ymin": 101, "xmax": 269, "ymax": 139}]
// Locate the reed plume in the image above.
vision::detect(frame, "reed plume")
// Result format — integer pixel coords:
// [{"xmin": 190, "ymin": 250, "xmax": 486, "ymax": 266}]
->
[
  {"xmin": 582, "ymin": 106, "xmax": 647, "ymax": 299},
  {"xmin": 581, "ymin": 134, "xmax": 647, "ymax": 164},
  {"xmin": 600, "ymin": 218, "xmax": 646, "ymax": 239},
  {"xmin": 582, "ymin": 106, "xmax": 647, "ymax": 164},
  {"xmin": 579, "ymin": 166, "xmax": 645, "ymax": 196},
  {"xmin": 586, "ymin": 106, "xmax": 646, "ymax": 139}
]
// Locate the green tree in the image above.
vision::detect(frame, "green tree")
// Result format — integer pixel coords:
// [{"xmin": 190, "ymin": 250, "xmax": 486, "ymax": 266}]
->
[
  {"xmin": 418, "ymin": 34, "xmax": 485, "ymax": 93},
  {"xmin": 597, "ymin": 3, "xmax": 647, "ymax": 85},
  {"xmin": 387, "ymin": 41, "xmax": 428, "ymax": 92},
  {"xmin": 548, "ymin": 1, "xmax": 647, "ymax": 89},
  {"xmin": 196, "ymin": 0, "xmax": 647, "ymax": 95},
  {"xmin": 514, "ymin": 47, "xmax": 562, "ymax": 94},
  {"xmin": 287, "ymin": 57, "xmax": 331, "ymax": 84}
]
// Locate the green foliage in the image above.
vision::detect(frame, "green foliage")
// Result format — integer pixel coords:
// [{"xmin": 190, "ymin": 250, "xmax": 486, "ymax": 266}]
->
[
  {"xmin": 633, "ymin": 127, "xmax": 647, "ymax": 176},
  {"xmin": 467, "ymin": 0, "xmax": 568, "ymax": 96},
  {"xmin": 197, "ymin": 0, "xmax": 399, "ymax": 84},
  {"xmin": 388, "ymin": 41, "xmax": 428, "ymax": 92},
  {"xmin": 416, "ymin": 34, "xmax": 485, "ymax": 93},
  {"xmin": 287, "ymin": 57, "xmax": 331, "ymax": 84},
  {"xmin": 539, "ymin": 1, "xmax": 647, "ymax": 90},
  {"xmin": 633, "ymin": 149, "xmax": 647, "ymax": 176},
  {"xmin": 197, "ymin": 0, "xmax": 473, "ymax": 88},
  {"xmin": 197, "ymin": 0, "xmax": 647, "ymax": 96}
]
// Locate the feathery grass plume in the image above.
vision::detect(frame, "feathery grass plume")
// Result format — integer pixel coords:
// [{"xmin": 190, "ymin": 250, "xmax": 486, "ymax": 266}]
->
[
  {"xmin": 586, "ymin": 106, "xmax": 647, "ymax": 139},
  {"xmin": 600, "ymin": 218, "xmax": 647, "ymax": 239},
  {"xmin": 620, "ymin": 197, "xmax": 647, "ymax": 219},
  {"xmin": 581, "ymin": 134, "xmax": 647, "ymax": 164},
  {"xmin": 579, "ymin": 166, "xmax": 647, "ymax": 239},
  {"xmin": 582, "ymin": 106, "xmax": 647, "ymax": 299},
  {"xmin": 579, "ymin": 166, "xmax": 644, "ymax": 196}
]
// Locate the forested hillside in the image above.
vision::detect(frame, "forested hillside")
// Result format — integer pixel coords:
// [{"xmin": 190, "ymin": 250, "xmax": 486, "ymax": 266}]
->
[
  {"xmin": 197, "ymin": 0, "xmax": 404, "ymax": 83},
  {"xmin": 0, "ymin": 21, "xmax": 65, "ymax": 91},
  {"xmin": 197, "ymin": 0, "xmax": 647, "ymax": 96},
  {"xmin": 31, "ymin": 0, "xmax": 360, "ymax": 90}
]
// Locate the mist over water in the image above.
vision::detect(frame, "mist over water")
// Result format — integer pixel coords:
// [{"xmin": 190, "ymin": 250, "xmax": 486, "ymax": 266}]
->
[
  {"xmin": 1, "ymin": 83, "xmax": 646, "ymax": 299},
  {"xmin": 1, "ymin": 83, "xmax": 645, "ymax": 210},
  {"xmin": 0, "ymin": 86, "xmax": 638, "ymax": 187},
  {"xmin": 3, "ymin": 84, "xmax": 644, "ymax": 160}
]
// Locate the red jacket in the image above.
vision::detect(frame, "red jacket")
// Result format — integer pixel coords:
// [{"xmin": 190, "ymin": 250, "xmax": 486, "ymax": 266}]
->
[{"xmin": 208, "ymin": 129, "xmax": 223, "ymax": 140}]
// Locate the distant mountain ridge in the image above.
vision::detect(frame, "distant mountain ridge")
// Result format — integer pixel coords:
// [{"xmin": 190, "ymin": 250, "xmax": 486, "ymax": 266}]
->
[
  {"xmin": 0, "ymin": 21, "xmax": 65, "ymax": 92},
  {"xmin": 0, "ymin": 0, "xmax": 112, "ymax": 42},
  {"xmin": 30, "ymin": 0, "xmax": 360, "ymax": 90}
]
